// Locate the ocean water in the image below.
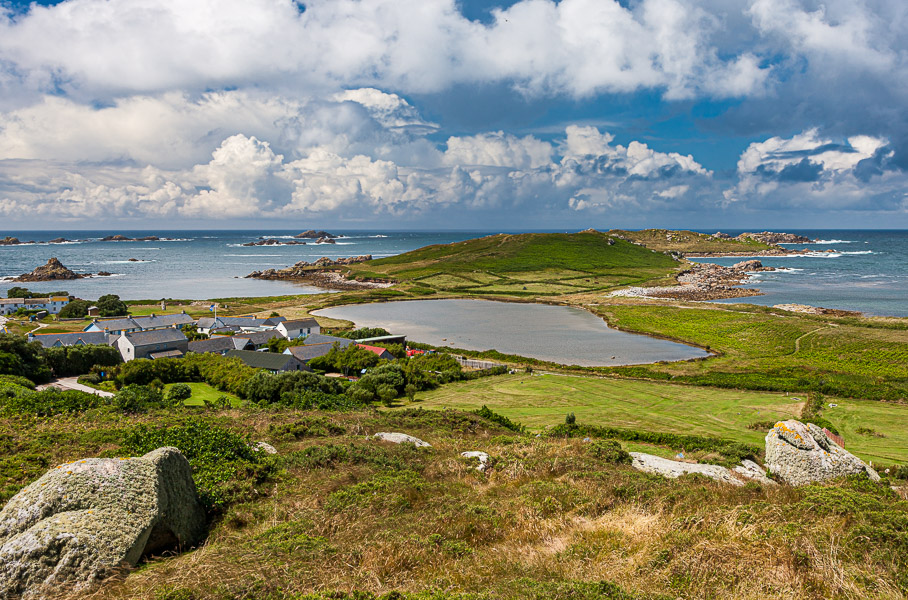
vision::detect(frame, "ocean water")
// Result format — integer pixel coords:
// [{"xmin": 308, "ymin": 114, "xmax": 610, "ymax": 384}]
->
[
  {"xmin": 690, "ymin": 230, "xmax": 908, "ymax": 317},
  {"xmin": 0, "ymin": 229, "xmax": 905, "ymax": 317}
]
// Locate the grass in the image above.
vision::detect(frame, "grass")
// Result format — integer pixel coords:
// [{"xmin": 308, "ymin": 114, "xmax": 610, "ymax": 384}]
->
[
  {"xmin": 3, "ymin": 405, "xmax": 904, "ymax": 600},
  {"xmin": 593, "ymin": 303, "xmax": 908, "ymax": 401},
  {"xmin": 162, "ymin": 382, "xmax": 242, "ymax": 407},
  {"xmin": 343, "ymin": 231, "xmax": 681, "ymax": 297},
  {"xmin": 410, "ymin": 373, "xmax": 908, "ymax": 464}
]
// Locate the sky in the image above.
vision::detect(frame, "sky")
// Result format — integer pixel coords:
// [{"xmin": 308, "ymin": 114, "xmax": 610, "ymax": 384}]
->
[{"xmin": 0, "ymin": 0, "xmax": 905, "ymax": 230}]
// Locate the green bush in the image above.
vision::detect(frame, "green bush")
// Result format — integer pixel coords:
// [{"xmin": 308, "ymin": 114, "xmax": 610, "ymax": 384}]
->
[
  {"xmin": 112, "ymin": 384, "xmax": 167, "ymax": 413},
  {"xmin": 121, "ymin": 420, "xmax": 273, "ymax": 512},
  {"xmin": 96, "ymin": 294, "xmax": 129, "ymax": 317},
  {"xmin": 586, "ymin": 439, "xmax": 632, "ymax": 464},
  {"xmin": 0, "ymin": 333, "xmax": 52, "ymax": 383},
  {"xmin": 58, "ymin": 299, "xmax": 92, "ymax": 318},
  {"xmin": 167, "ymin": 383, "xmax": 193, "ymax": 403},
  {"xmin": 472, "ymin": 405, "xmax": 525, "ymax": 433},
  {"xmin": 0, "ymin": 387, "xmax": 104, "ymax": 416},
  {"xmin": 43, "ymin": 344, "xmax": 121, "ymax": 377}
]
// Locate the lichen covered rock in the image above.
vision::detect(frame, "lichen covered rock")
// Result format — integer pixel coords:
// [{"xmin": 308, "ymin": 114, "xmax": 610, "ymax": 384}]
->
[
  {"xmin": 765, "ymin": 420, "xmax": 880, "ymax": 486},
  {"xmin": 0, "ymin": 447, "xmax": 206, "ymax": 599},
  {"xmin": 373, "ymin": 432, "xmax": 431, "ymax": 448}
]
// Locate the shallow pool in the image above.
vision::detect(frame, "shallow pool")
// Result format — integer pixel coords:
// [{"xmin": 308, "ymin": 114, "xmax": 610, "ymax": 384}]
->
[{"xmin": 315, "ymin": 299, "xmax": 709, "ymax": 367}]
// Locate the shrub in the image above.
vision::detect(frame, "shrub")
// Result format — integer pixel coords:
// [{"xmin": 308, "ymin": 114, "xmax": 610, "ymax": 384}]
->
[
  {"xmin": 112, "ymin": 384, "xmax": 167, "ymax": 413},
  {"xmin": 166, "ymin": 383, "xmax": 193, "ymax": 403},
  {"xmin": 587, "ymin": 439, "xmax": 632, "ymax": 464},
  {"xmin": 0, "ymin": 387, "xmax": 103, "ymax": 416},
  {"xmin": 96, "ymin": 294, "xmax": 128, "ymax": 317},
  {"xmin": 122, "ymin": 420, "xmax": 273, "ymax": 512},
  {"xmin": 58, "ymin": 299, "xmax": 92, "ymax": 319},
  {"xmin": 472, "ymin": 405, "xmax": 526, "ymax": 433},
  {"xmin": 565, "ymin": 412, "xmax": 576, "ymax": 425},
  {"xmin": 0, "ymin": 333, "xmax": 52, "ymax": 383},
  {"xmin": 43, "ymin": 344, "xmax": 121, "ymax": 377}
]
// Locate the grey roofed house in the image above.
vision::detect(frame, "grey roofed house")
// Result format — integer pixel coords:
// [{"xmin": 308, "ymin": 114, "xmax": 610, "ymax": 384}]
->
[
  {"xmin": 234, "ymin": 329, "xmax": 284, "ymax": 348},
  {"xmin": 83, "ymin": 312, "xmax": 193, "ymax": 334},
  {"xmin": 302, "ymin": 334, "xmax": 353, "ymax": 348},
  {"xmin": 117, "ymin": 328, "xmax": 189, "ymax": 361},
  {"xmin": 28, "ymin": 331, "xmax": 112, "ymax": 348},
  {"xmin": 284, "ymin": 342, "xmax": 336, "ymax": 363},
  {"xmin": 224, "ymin": 349, "xmax": 310, "ymax": 373},
  {"xmin": 196, "ymin": 316, "xmax": 273, "ymax": 333},
  {"xmin": 188, "ymin": 336, "xmax": 254, "ymax": 355}
]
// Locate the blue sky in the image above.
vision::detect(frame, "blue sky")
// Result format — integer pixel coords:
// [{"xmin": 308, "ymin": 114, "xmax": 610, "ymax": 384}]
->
[{"xmin": 0, "ymin": 0, "xmax": 905, "ymax": 229}]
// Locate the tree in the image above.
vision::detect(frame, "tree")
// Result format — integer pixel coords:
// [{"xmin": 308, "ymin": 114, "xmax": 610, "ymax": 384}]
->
[
  {"xmin": 58, "ymin": 299, "xmax": 92, "ymax": 319},
  {"xmin": 96, "ymin": 294, "xmax": 129, "ymax": 317},
  {"xmin": 0, "ymin": 334, "xmax": 52, "ymax": 383},
  {"xmin": 166, "ymin": 383, "xmax": 193, "ymax": 404},
  {"xmin": 6, "ymin": 287, "xmax": 69, "ymax": 299}
]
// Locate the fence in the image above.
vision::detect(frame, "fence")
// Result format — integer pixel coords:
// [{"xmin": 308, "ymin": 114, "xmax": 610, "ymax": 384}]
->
[
  {"xmin": 454, "ymin": 356, "xmax": 504, "ymax": 371},
  {"xmin": 824, "ymin": 428, "xmax": 845, "ymax": 448}
]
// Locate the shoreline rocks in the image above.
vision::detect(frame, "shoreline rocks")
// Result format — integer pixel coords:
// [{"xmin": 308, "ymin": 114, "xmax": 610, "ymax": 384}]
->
[
  {"xmin": 738, "ymin": 231, "xmax": 814, "ymax": 244},
  {"xmin": 773, "ymin": 303, "xmax": 862, "ymax": 317},
  {"xmin": 611, "ymin": 259, "xmax": 774, "ymax": 301},
  {"xmin": 0, "ymin": 447, "xmax": 206, "ymax": 599},
  {"xmin": 246, "ymin": 256, "xmax": 393, "ymax": 290}
]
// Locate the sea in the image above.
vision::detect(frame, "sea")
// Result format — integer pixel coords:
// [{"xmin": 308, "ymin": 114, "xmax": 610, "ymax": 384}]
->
[{"xmin": 0, "ymin": 229, "xmax": 905, "ymax": 317}]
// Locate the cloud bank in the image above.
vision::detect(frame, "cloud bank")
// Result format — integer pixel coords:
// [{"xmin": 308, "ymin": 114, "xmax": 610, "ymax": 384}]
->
[{"xmin": 0, "ymin": 0, "xmax": 905, "ymax": 227}]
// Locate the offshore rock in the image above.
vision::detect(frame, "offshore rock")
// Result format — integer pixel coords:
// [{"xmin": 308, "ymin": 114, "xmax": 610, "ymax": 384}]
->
[
  {"xmin": 13, "ymin": 258, "xmax": 85, "ymax": 282},
  {"xmin": 294, "ymin": 230, "xmax": 337, "ymax": 239},
  {"xmin": 765, "ymin": 420, "xmax": 880, "ymax": 486},
  {"xmin": 0, "ymin": 447, "xmax": 206, "ymax": 599}
]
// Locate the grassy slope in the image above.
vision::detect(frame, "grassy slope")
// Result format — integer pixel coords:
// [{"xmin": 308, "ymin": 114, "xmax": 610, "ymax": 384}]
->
[
  {"xmin": 345, "ymin": 231, "xmax": 681, "ymax": 296},
  {"xmin": 593, "ymin": 303, "xmax": 908, "ymax": 401},
  {"xmin": 411, "ymin": 373, "xmax": 908, "ymax": 464},
  {"xmin": 2, "ymin": 406, "xmax": 902, "ymax": 600},
  {"xmin": 163, "ymin": 381, "xmax": 242, "ymax": 407},
  {"xmin": 606, "ymin": 229, "xmax": 775, "ymax": 254}
]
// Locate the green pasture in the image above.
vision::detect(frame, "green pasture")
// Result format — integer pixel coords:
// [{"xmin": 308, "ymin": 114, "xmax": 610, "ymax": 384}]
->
[
  {"xmin": 163, "ymin": 382, "xmax": 242, "ymax": 407},
  {"xmin": 411, "ymin": 373, "xmax": 908, "ymax": 464}
]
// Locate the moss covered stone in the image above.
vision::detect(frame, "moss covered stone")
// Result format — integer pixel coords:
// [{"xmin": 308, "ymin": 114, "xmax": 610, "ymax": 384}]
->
[{"xmin": 0, "ymin": 447, "xmax": 206, "ymax": 599}]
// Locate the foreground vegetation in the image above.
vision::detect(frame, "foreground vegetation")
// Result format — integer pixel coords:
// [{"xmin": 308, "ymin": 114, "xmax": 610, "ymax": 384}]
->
[{"xmin": 0, "ymin": 401, "xmax": 905, "ymax": 600}]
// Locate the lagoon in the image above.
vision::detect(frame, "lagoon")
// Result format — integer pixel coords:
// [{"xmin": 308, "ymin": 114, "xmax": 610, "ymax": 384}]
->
[{"xmin": 315, "ymin": 299, "xmax": 709, "ymax": 367}]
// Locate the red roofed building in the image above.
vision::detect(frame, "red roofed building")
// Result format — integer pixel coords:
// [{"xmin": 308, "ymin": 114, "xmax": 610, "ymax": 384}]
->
[{"xmin": 356, "ymin": 343, "xmax": 395, "ymax": 360}]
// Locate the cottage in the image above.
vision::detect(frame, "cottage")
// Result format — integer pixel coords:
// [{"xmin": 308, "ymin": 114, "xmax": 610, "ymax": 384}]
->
[
  {"xmin": 187, "ymin": 336, "xmax": 254, "ymax": 355},
  {"xmin": 0, "ymin": 296, "xmax": 70, "ymax": 316},
  {"xmin": 84, "ymin": 312, "xmax": 193, "ymax": 335},
  {"xmin": 302, "ymin": 333, "xmax": 353, "ymax": 348},
  {"xmin": 284, "ymin": 342, "xmax": 337, "ymax": 364},
  {"xmin": 28, "ymin": 331, "xmax": 113, "ymax": 348},
  {"xmin": 234, "ymin": 329, "xmax": 284, "ymax": 349},
  {"xmin": 224, "ymin": 349, "xmax": 310, "ymax": 373},
  {"xmin": 276, "ymin": 318, "xmax": 320, "ymax": 340},
  {"xmin": 117, "ymin": 328, "xmax": 188, "ymax": 361},
  {"xmin": 196, "ymin": 316, "xmax": 283, "ymax": 335},
  {"xmin": 356, "ymin": 343, "xmax": 396, "ymax": 360}
]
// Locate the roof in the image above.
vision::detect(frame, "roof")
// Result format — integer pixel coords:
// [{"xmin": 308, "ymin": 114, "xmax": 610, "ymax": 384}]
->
[
  {"xmin": 224, "ymin": 349, "xmax": 310, "ymax": 371},
  {"xmin": 235, "ymin": 329, "xmax": 283, "ymax": 345},
  {"xmin": 149, "ymin": 349, "xmax": 185, "ymax": 359},
  {"xmin": 279, "ymin": 318, "xmax": 319, "ymax": 329},
  {"xmin": 303, "ymin": 334, "xmax": 353, "ymax": 347},
  {"xmin": 356, "ymin": 344, "xmax": 394, "ymax": 358},
  {"xmin": 188, "ymin": 336, "xmax": 253, "ymax": 354},
  {"xmin": 122, "ymin": 328, "xmax": 188, "ymax": 347},
  {"xmin": 197, "ymin": 316, "xmax": 269, "ymax": 329},
  {"xmin": 0, "ymin": 297, "xmax": 68, "ymax": 305},
  {"xmin": 86, "ymin": 316, "xmax": 138, "ymax": 331},
  {"xmin": 285, "ymin": 343, "xmax": 335, "ymax": 362},
  {"xmin": 355, "ymin": 334, "xmax": 406, "ymax": 345},
  {"xmin": 133, "ymin": 313, "xmax": 193, "ymax": 328},
  {"xmin": 29, "ymin": 331, "xmax": 111, "ymax": 348}
]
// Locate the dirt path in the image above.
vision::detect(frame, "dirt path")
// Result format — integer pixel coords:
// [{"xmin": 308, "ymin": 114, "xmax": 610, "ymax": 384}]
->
[{"xmin": 38, "ymin": 377, "xmax": 115, "ymax": 398}]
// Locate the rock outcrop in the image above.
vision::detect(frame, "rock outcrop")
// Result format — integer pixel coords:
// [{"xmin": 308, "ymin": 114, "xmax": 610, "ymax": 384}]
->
[
  {"xmin": 13, "ymin": 258, "xmax": 85, "ymax": 282},
  {"xmin": 246, "ymin": 255, "xmax": 392, "ymax": 290},
  {"xmin": 461, "ymin": 451, "xmax": 490, "ymax": 472},
  {"xmin": 316, "ymin": 236, "xmax": 336, "ymax": 244},
  {"xmin": 737, "ymin": 232, "xmax": 813, "ymax": 244},
  {"xmin": 0, "ymin": 237, "xmax": 28, "ymax": 245},
  {"xmin": 0, "ymin": 447, "xmax": 206, "ymax": 599},
  {"xmin": 294, "ymin": 230, "xmax": 338, "ymax": 239},
  {"xmin": 611, "ymin": 259, "xmax": 775, "ymax": 301},
  {"xmin": 242, "ymin": 239, "xmax": 307, "ymax": 247},
  {"xmin": 373, "ymin": 432, "xmax": 432, "ymax": 448},
  {"xmin": 764, "ymin": 420, "xmax": 880, "ymax": 486},
  {"xmin": 630, "ymin": 453, "xmax": 776, "ymax": 486},
  {"xmin": 100, "ymin": 235, "xmax": 163, "ymax": 242}
]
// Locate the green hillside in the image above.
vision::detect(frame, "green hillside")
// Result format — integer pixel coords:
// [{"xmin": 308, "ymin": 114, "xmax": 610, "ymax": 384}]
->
[
  {"xmin": 606, "ymin": 228, "xmax": 775, "ymax": 254},
  {"xmin": 347, "ymin": 230, "xmax": 680, "ymax": 296}
]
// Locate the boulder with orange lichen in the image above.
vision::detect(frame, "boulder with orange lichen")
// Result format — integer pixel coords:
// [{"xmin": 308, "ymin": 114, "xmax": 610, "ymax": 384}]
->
[{"xmin": 765, "ymin": 420, "xmax": 880, "ymax": 486}]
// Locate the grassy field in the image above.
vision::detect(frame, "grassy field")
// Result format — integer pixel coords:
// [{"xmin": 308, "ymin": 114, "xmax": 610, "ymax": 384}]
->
[
  {"xmin": 344, "ymin": 231, "xmax": 682, "ymax": 297},
  {"xmin": 163, "ymin": 381, "xmax": 242, "ymax": 407},
  {"xmin": 593, "ymin": 303, "xmax": 908, "ymax": 401},
  {"xmin": 411, "ymin": 373, "xmax": 908, "ymax": 464}
]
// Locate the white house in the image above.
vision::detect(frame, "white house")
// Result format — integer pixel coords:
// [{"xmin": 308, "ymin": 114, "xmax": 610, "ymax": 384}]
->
[
  {"xmin": 276, "ymin": 318, "xmax": 320, "ymax": 339},
  {"xmin": 0, "ymin": 296, "xmax": 69, "ymax": 316}
]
